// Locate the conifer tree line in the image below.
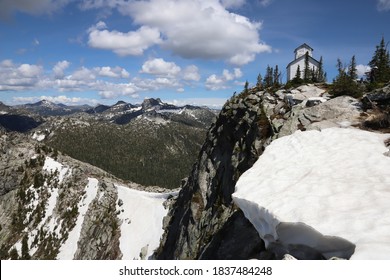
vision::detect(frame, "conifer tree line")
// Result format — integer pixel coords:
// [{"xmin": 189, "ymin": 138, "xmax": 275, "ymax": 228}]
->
[
  {"xmin": 254, "ymin": 36, "xmax": 390, "ymax": 95},
  {"xmin": 331, "ymin": 37, "xmax": 390, "ymax": 96}
]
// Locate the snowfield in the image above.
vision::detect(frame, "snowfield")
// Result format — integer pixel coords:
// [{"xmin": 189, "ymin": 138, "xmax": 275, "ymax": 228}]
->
[
  {"xmin": 233, "ymin": 127, "xmax": 390, "ymax": 259},
  {"xmin": 116, "ymin": 185, "xmax": 173, "ymax": 260}
]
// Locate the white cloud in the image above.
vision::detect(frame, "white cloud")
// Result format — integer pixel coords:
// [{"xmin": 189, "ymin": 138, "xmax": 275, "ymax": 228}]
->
[
  {"xmin": 356, "ymin": 64, "xmax": 371, "ymax": 78},
  {"xmin": 140, "ymin": 58, "xmax": 181, "ymax": 76},
  {"xmin": 206, "ymin": 68, "xmax": 243, "ymax": 90},
  {"xmin": 95, "ymin": 66, "xmax": 130, "ymax": 78},
  {"xmin": 70, "ymin": 67, "xmax": 96, "ymax": 81},
  {"xmin": 221, "ymin": 0, "xmax": 246, "ymax": 9},
  {"xmin": 206, "ymin": 74, "xmax": 227, "ymax": 91},
  {"xmin": 1, "ymin": 59, "xmax": 197, "ymax": 102},
  {"xmin": 378, "ymin": 0, "xmax": 390, "ymax": 11},
  {"xmin": 0, "ymin": 59, "xmax": 14, "ymax": 68},
  {"xmin": 0, "ymin": 60, "xmax": 43, "ymax": 91},
  {"xmin": 88, "ymin": 22, "xmax": 161, "ymax": 56},
  {"xmin": 183, "ymin": 65, "xmax": 201, "ymax": 81},
  {"xmin": 259, "ymin": 0, "xmax": 274, "ymax": 7},
  {"xmin": 118, "ymin": 0, "xmax": 271, "ymax": 65},
  {"xmin": 223, "ymin": 68, "xmax": 242, "ymax": 81},
  {"xmin": 13, "ymin": 95, "xmax": 100, "ymax": 105},
  {"xmin": 0, "ymin": 0, "xmax": 71, "ymax": 18},
  {"xmin": 53, "ymin": 60, "xmax": 71, "ymax": 78},
  {"xmin": 169, "ymin": 97, "xmax": 228, "ymax": 109},
  {"xmin": 79, "ymin": 0, "xmax": 121, "ymax": 10}
]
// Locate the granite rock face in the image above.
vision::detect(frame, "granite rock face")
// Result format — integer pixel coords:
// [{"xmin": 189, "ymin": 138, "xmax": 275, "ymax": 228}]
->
[
  {"xmin": 154, "ymin": 90, "xmax": 273, "ymax": 259},
  {"xmin": 155, "ymin": 83, "xmax": 385, "ymax": 260}
]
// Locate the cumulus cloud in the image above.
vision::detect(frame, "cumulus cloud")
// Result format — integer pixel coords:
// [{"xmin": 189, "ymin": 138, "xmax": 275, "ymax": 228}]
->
[
  {"xmin": 70, "ymin": 67, "xmax": 96, "ymax": 81},
  {"xmin": 377, "ymin": 0, "xmax": 390, "ymax": 11},
  {"xmin": 95, "ymin": 66, "xmax": 130, "ymax": 78},
  {"xmin": 106, "ymin": 0, "xmax": 271, "ymax": 65},
  {"xmin": 1, "ymin": 58, "xmax": 200, "ymax": 102},
  {"xmin": 221, "ymin": 0, "xmax": 246, "ymax": 9},
  {"xmin": 206, "ymin": 74, "xmax": 227, "ymax": 91},
  {"xmin": 140, "ymin": 58, "xmax": 181, "ymax": 76},
  {"xmin": 223, "ymin": 68, "xmax": 242, "ymax": 81},
  {"xmin": 13, "ymin": 95, "xmax": 100, "ymax": 105},
  {"xmin": 169, "ymin": 97, "xmax": 228, "ymax": 109},
  {"xmin": 259, "ymin": 0, "xmax": 274, "ymax": 7},
  {"xmin": 88, "ymin": 21, "xmax": 161, "ymax": 56},
  {"xmin": 0, "ymin": 59, "xmax": 138, "ymax": 100},
  {"xmin": 206, "ymin": 68, "xmax": 243, "ymax": 90},
  {"xmin": 0, "ymin": 0, "xmax": 71, "ymax": 19},
  {"xmin": 0, "ymin": 60, "xmax": 43, "ymax": 91},
  {"xmin": 356, "ymin": 64, "xmax": 371, "ymax": 78},
  {"xmin": 183, "ymin": 65, "xmax": 201, "ymax": 81},
  {"xmin": 53, "ymin": 60, "xmax": 71, "ymax": 78}
]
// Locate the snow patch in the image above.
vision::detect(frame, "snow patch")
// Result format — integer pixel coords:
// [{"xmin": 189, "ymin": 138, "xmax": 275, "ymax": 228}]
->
[
  {"xmin": 57, "ymin": 178, "xmax": 99, "ymax": 260},
  {"xmin": 32, "ymin": 132, "xmax": 45, "ymax": 141},
  {"xmin": 116, "ymin": 185, "xmax": 173, "ymax": 260},
  {"xmin": 43, "ymin": 157, "xmax": 70, "ymax": 183},
  {"xmin": 233, "ymin": 127, "xmax": 390, "ymax": 259}
]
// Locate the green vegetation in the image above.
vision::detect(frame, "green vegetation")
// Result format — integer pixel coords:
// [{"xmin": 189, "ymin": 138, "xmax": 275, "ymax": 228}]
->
[
  {"xmin": 330, "ymin": 56, "xmax": 363, "ymax": 98},
  {"xmin": 367, "ymin": 36, "xmax": 390, "ymax": 89},
  {"xmin": 47, "ymin": 121, "xmax": 206, "ymax": 189}
]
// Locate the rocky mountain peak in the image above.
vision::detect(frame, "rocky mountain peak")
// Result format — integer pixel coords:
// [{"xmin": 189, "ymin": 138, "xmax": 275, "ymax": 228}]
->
[
  {"xmin": 155, "ymin": 83, "xmax": 390, "ymax": 260},
  {"xmin": 142, "ymin": 98, "xmax": 164, "ymax": 110}
]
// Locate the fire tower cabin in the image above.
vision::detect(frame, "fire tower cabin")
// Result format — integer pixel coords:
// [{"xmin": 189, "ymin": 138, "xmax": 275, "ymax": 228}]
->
[{"xmin": 286, "ymin": 43, "xmax": 320, "ymax": 81}]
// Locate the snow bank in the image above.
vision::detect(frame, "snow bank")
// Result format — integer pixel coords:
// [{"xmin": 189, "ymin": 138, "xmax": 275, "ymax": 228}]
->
[
  {"xmin": 233, "ymin": 127, "xmax": 390, "ymax": 259},
  {"xmin": 43, "ymin": 157, "xmax": 70, "ymax": 183},
  {"xmin": 57, "ymin": 178, "xmax": 99, "ymax": 260},
  {"xmin": 116, "ymin": 185, "xmax": 172, "ymax": 260},
  {"xmin": 32, "ymin": 132, "xmax": 45, "ymax": 141}
]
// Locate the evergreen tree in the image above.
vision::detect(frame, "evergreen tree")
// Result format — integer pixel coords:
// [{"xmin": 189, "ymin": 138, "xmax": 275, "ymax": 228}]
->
[
  {"xmin": 316, "ymin": 56, "xmax": 326, "ymax": 82},
  {"xmin": 295, "ymin": 65, "xmax": 302, "ymax": 80},
  {"xmin": 368, "ymin": 36, "xmax": 390, "ymax": 86},
  {"xmin": 263, "ymin": 65, "xmax": 274, "ymax": 88},
  {"xmin": 21, "ymin": 235, "xmax": 31, "ymax": 260},
  {"xmin": 244, "ymin": 80, "xmax": 249, "ymax": 94},
  {"xmin": 256, "ymin": 73, "xmax": 263, "ymax": 89},
  {"xmin": 303, "ymin": 51, "xmax": 312, "ymax": 82},
  {"xmin": 348, "ymin": 55, "xmax": 358, "ymax": 80},
  {"xmin": 273, "ymin": 65, "xmax": 281, "ymax": 87},
  {"xmin": 331, "ymin": 57, "xmax": 362, "ymax": 98},
  {"xmin": 9, "ymin": 248, "xmax": 18, "ymax": 260}
]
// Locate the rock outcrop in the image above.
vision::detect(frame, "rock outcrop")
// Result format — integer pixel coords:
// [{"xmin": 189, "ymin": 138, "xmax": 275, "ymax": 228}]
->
[
  {"xmin": 154, "ymin": 90, "xmax": 273, "ymax": 259},
  {"xmin": 0, "ymin": 132, "xmax": 173, "ymax": 260},
  {"xmin": 155, "ymin": 83, "xmax": 384, "ymax": 260}
]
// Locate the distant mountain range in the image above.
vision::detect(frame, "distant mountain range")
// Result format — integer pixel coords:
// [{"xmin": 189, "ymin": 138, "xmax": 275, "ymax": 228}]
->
[{"xmin": 0, "ymin": 98, "xmax": 219, "ymax": 189}]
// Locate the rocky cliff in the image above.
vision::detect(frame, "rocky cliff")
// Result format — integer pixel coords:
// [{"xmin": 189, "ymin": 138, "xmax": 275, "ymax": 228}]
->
[
  {"xmin": 0, "ymin": 132, "xmax": 174, "ymax": 260},
  {"xmin": 155, "ymin": 83, "xmax": 389, "ymax": 260},
  {"xmin": 155, "ymin": 89, "xmax": 273, "ymax": 259},
  {"xmin": 1, "ymin": 83, "xmax": 389, "ymax": 260}
]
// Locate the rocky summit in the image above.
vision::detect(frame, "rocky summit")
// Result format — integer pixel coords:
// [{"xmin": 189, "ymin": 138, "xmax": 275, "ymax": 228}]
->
[
  {"xmin": 154, "ymin": 83, "xmax": 390, "ymax": 260},
  {"xmin": 1, "ymin": 83, "xmax": 390, "ymax": 260}
]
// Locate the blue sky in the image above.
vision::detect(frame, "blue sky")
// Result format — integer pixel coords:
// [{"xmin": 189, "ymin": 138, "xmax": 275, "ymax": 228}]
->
[{"xmin": 1, "ymin": 0, "xmax": 390, "ymax": 108}]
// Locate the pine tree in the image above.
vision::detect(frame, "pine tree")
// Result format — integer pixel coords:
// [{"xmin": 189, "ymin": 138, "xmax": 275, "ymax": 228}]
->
[
  {"xmin": 273, "ymin": 65, "xmax": 281, "ymax": 87},
  {"xmin": 331, "ymin": 57, "xmax": 362, "ymax": 98},
  {"xmin": 316, "ymin": 56, "xmax": 326, "ymax": 82},
  {"xmin": 368, "ymin": 36, "xmax": 390, "ymax": 86},
  {"xmin": 303, "ymin": 51, "xmax": 311, "ymax": 82},
  {"xmin": 348, "ymin": 55, "xmax": 358, "ymax": 80},
  {"xmin": 295, "ymin": 65, "xmax": 301, "ymax": 80},
  {"xmin": 21, "ymin": 235, "xmax": 31, "ymax": 260},
  {"xmin": 256, "ymin": 73, "xmax": 263, "ymax": 89},
  {"xmin": 263, "ymin": 65, "xmax": 274, "ymax": 88},
  {"xmin": 243, "ymin": 80, "xmax": 249, "ymax": 96}
]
